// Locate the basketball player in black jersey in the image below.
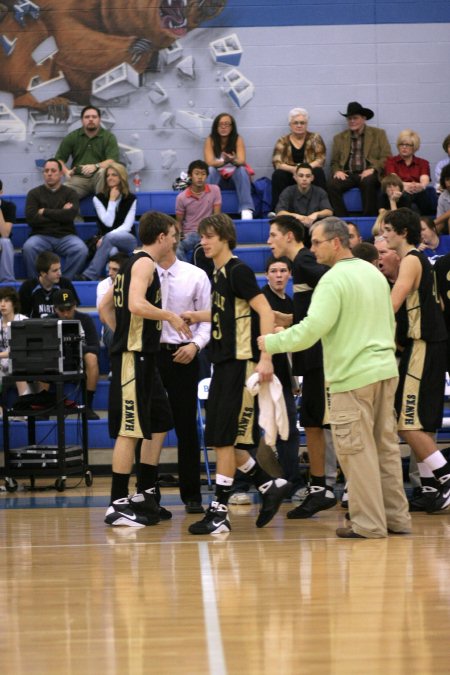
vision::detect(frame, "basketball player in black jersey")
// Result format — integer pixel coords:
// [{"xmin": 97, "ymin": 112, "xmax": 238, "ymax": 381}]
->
[
  {"xmin": 100, "ymin": 211, "xmax": 192, "ymax": 527},
  {"xmin": 267, "ymin": 215, "xmax": 338, "ymax": 518},
  {"xmin": 182, "ymin": 214, "xmax": 292, "ymax": 535},
  {"xmin": 384, "ymin": 208, "xmax": 450, "ymax": 513}
]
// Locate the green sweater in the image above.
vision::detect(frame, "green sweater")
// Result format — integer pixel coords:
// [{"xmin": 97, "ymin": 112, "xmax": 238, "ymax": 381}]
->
[
  {"xmin": 265, "ymin": 257, "xmax": 398, "ymax": 393},
  {"xmin": 56, "ymin": 127, "xmax": 119, "ymax": 169}
]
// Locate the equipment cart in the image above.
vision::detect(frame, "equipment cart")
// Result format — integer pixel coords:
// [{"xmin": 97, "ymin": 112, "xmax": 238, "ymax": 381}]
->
[
  {"xmin": 2, "ymin": 373, "xmax": 92, "ymax": 492},
  {"xmin": 1, "ymin": 318, "xmax": 92, "ymax": 492}
]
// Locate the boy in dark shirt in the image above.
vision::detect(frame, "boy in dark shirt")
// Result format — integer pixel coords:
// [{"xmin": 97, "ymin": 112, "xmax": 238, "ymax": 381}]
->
[{"xmin": 19, "ymin": 251, "xmax": 79, "ymax": 318}]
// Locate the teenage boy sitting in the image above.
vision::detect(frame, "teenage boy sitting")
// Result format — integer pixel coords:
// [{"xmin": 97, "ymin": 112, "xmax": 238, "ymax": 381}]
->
[{"xmin": 175, "ymin": 160, "xmax": 221, "ymax": 262}]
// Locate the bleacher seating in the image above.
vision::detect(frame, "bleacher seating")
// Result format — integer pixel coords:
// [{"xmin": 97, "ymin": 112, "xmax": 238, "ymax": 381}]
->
[
  {"xmin": 4, "ymin": 190, "xmax": 241, "ymax": 222},
  {"xmin": 343, "ymin": 188, "xmax": 363, "ymax": 212}
]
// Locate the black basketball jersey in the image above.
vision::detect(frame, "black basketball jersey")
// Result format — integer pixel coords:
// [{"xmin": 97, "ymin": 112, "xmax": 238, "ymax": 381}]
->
[
  {"xmin": 209, "ymin": 256, "xmax": 262, "ymax": 364},
  {"xmin": 434, "ymin": 253, "xmax": 450, "ymax": 332},
  {"xmin": 396, "ymin": 249, "xmax": 447, "ymax": 345},
  {"xmin": 291, "ymin": 247, "xmax": 328, "ymax": 374},
  {"xmin": 262, "ymin": 283, "xmax": 293, "ymax": 389},
  {"xmin": 110, "ymin": 251, "xmax": 162, "ymax": 354}
]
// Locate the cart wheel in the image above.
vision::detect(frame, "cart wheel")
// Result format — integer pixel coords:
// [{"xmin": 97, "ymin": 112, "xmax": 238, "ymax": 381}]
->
[
  {"xmin": 55, "ymin": 477, "xmax": 66, "ymax": 492},
  {"xmin": 84, "ymin": 470, "xmax": 93, "ymax": 487},
  {"xmin": 5, "ymin": 477, "xmax": 18, "ymax": 493}
]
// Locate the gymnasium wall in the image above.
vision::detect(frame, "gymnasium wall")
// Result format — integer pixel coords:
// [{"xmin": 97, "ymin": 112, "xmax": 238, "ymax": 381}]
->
[{"xmin": 0, "ymin": 0, "xmax": 449, "ymax": 193}]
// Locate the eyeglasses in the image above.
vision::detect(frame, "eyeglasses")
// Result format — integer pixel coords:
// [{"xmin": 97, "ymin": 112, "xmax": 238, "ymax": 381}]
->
[
  {"xmin": 311, "ymin": 237, "xmax": 335, "ymax": 247},
  {"xmin": 218, "ymin": 122, "xmax": 232, "ymax": 127},
  {"xmin": 291, "ymin": 120, "xmax": 307, "ymax": 126},
  {"xmin": 398, "ymin": 143, "xmax": 414, "ymax": 147}
]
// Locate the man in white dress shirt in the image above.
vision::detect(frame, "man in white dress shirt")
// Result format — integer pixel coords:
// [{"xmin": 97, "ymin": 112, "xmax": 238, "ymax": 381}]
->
[{"xmin": 140, "ymin": 244, "xmax": 211, "ymax": 513}]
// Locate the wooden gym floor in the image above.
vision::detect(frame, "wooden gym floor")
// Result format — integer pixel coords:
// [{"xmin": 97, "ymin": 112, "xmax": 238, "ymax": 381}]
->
[{"xmin": 1, "ymin": 477, "xmax": 449, "ymax": 675}]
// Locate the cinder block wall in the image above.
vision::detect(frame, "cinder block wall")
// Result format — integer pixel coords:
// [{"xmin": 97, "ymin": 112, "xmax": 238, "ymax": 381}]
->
[{"xmin": 0, "ymin": 2, "xmax": 448, "ymax": 192}]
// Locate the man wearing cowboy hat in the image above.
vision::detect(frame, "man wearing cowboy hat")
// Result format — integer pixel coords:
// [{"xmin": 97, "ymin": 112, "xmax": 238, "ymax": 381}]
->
[{"xmin": 327, "ymin": 101, "xmax": 391, "ymax": 216}]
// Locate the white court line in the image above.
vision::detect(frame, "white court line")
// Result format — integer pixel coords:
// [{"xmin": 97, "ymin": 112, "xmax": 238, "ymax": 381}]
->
[{"xmin": 198, "ymin": 541, "xmax": 227, "ymax": 675}]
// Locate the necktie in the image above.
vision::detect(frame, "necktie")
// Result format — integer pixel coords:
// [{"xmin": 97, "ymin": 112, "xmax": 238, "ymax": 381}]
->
[{"xmin": 160, "ymin": 270, "xmax": 170, "ymax": 309}]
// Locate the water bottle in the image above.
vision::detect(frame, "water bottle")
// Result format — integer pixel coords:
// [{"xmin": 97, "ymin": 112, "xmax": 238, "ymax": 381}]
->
[{"xmin": 133, "ymin": 173, "xmax": 141, "ymax": 192}]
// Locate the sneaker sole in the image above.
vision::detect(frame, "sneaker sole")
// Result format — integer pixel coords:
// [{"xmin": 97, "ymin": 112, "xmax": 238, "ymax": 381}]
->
[
  {"xmin": 286, "ymin": 497, "xmax": 337, "ymax": 519},
  {"xmin": 105, "ymin": 514, "xmax": 146, "ymax": 528}
]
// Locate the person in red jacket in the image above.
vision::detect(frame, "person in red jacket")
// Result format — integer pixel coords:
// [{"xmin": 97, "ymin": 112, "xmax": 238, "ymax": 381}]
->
[{"xmin": 385, "ymin": 130, "xmax": 432, "ymax": 214}]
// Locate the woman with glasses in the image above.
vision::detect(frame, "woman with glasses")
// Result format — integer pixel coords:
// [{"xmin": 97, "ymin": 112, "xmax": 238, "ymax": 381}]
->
[
  {"xmin": 384, "ymin": 130, "xmax": 432, "ymax": 214},
  {"xmin": 204, "ymin": 113, "xmax": 254, "ymax": 220},
  {"xmin": 270, "ymin": 107, "xmax": 326, "ymax": 211}
]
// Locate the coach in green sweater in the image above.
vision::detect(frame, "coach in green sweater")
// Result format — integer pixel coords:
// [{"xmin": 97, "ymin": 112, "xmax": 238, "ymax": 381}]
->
[{"xmin": 259, "ymin": 216, "xmax": 411, "ymax": 539}]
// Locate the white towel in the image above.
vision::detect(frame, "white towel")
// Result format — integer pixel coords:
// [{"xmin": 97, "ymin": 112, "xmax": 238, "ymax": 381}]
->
[{"xmin": 246, "ymin": 372, "xmax": 289, "ymax": 446}]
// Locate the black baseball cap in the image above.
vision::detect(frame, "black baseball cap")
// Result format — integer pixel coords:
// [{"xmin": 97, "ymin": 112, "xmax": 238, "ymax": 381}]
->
[{"xmin": 53, "ymin": 289, "xmax": 76, "ymax": 308}]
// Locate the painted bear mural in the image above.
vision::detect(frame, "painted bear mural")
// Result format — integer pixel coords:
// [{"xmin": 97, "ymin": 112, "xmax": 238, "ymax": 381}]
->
[{"xmin": 0, "ymin": 0, "xmax": 226, "ymax": 115}]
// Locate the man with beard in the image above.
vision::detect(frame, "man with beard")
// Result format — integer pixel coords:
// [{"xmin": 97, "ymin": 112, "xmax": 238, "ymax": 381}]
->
[{"xmin": 55, "ymin": 106, "xmax": 119, "ymax": 200}]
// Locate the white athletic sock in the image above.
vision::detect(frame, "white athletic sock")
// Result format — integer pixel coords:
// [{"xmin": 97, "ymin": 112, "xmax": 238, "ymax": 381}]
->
[
  {"xmin": 238, "ymin": 457, "xmax": 256, "ymax": 473},
  {"xmin": 423, "ymin": 451, "xmax": 447, "ymax": 472},
  {"xmin": 418, "ymin": 462, "xmax": 435, "ymax": 478},
  {"xmin": 216, "ymin": 473, "xmax": 234, "ymax": 486}
]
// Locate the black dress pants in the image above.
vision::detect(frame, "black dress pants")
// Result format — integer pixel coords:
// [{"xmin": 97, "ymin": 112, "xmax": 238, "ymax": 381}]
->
[
  {"xmin": 157, "ymin": 349, "xmax": 202, "ymax": 504},
  {"xmin": 327, "ymin": 171, "xmax": 380, "ymax": 216}
]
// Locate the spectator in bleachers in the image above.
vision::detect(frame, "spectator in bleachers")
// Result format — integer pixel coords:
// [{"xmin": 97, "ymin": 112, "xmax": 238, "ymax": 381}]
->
[
  {"xmin": 19, "ymin": 251, "xmax": 79, "ymax": 318},
  {"xmin": 374, "ymin": 236, "xmax": 400, "ymax": 285},
  {"xmin": 175, "ymin": 160, "xmax": 221, "ymax": 263},
  {"xmin": 96, "ymin": 252, "xmax": 130, "ymax": 351},
  {"xmin": 378, "ymin": 174, "xmax": 414, "ymax": 213},
  {"xmin": 385, "ymin": 130, "xmax": 432, "ymax": 214},
  {"xmin": 55, "ymin": 106, "xmax": 120, "ymax": 200},
  {"xmin": 347, "ymin": 222, "xmax": 362, "ymax": 249},
  {"xmin": 434, "ymin": 133, "xmax": 450, "ymax": 192},
  {"xmin": 76, "ymin": 162, "xmax": 137, "ymax": 280},
  {"xmin": 51, "ymin": 289, "xmax": 100, "ymax": 420},
  {"xmin": 352, "ymin": 242, "xmax": 379, "ymax": 265},
  {"xmin": 204, "ymin": 113, "xmax": 254, "ymax": 220},
  {"xmin": 435, "ymin": 164, "xmax": 450, "ymax": 234},
  {"xmin": 24, "ymin": 159, "xmax": 88, "ymax": 280},
  {"xmin": 270, "ymin": 108, "xmax": 327, "ymax": 211},
  {"xmin": 275, "ymin": 163, "xmax": 332, "ymax": 240},
  {"xmin": 328, "ymin": 101, "xmax": 391, "ymax": 217},
  {"xmin": 0, "ymin": 180, "xmax": 16, "ymax": 283},
  {"xmin": 0, "ymin": 286, "xmax": 30, "ymax": 397},
  {"xmin": 372, "ymin": 210, "xmax": 389, "ymax": 238},
  {"xmin": 418, "ymin": 216, "xmax": 450, "ymax": 264}
]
